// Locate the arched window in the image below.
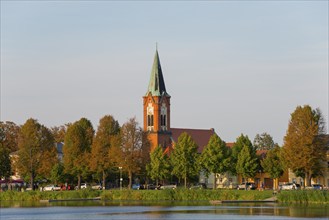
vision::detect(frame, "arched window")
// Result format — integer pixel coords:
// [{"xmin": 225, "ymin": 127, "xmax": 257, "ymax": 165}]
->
[
  {"xmin": 147, "ymin": 103, "xmax": 154, "ymax": 131},
  {"xmin": 160, "ymin": 104, "xmax": 167, "ymax": 131}
]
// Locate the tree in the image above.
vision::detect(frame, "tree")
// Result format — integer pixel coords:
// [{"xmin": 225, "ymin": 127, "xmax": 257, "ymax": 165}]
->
[
  {"xmin": 282, "ymin": 105, "xmax": 327, "ymax": 186},
  {"xmin": 253, "ymin": 132, "xmax": 275, "ymax": 150},
  {"xmin": 51, "ymin": 125, "xmax": 68, "ymax": 143},
  {"xmin": 17, "ymin": 119, "xmax": 57, "ymax": 190},
  {"xmin": 236, "ymin": 145, "xmax": 259, "ymax": 182},
  {"xmin": 261, "ymin": 146, "xmax": 284, "ymax": 190},
  {"xmin": 171, "ymin": 132, "xmax": 199, "ymax": 188},
  {"xmin": 119, "ymin": 117, "xmax": 150, "ymax": 189},
  {"xmin": 50, "ymin": 163, "xmax": 65, "ymax": 185},
  {"xmin": 200, "ymin": 134, "xmax": 230, "ymax": 189},
  {"xmin": 63, "ymin": 118, "xmax": 94, "ymax": 189},
  {"xmin": 230, "ymin": 134, "xmax": 253, "ymax": 175},
  {"xmin": 147, "ymin": 145, "xmax": 171, "ymax": 186},
  {"xmin": 0, "ymin": 121, "xmax": 20, "ymax": 153},
  {"xmin": 90, "ymin": 115, "xmax": 120, "ymax": 189},
  {"xmin": 0, "ymin": 143, "xmax": 12, "ymax": 180}
]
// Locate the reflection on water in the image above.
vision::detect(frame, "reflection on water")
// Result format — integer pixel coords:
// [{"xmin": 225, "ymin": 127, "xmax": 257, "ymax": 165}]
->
[{"xmin": 1, "ymin": 201, "xmax": 328, "ymax": 220}]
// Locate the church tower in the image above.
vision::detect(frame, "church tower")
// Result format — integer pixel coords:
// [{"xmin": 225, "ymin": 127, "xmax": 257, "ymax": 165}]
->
[{"xmin": 143, "ymin": 49, "xmax": 172, "ymax": 151}]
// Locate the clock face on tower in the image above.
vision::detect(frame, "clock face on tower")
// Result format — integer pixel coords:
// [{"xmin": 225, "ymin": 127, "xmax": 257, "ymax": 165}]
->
[{"xmin": 147, "ymin": 103, "xmax": 154, "ymax": 115}]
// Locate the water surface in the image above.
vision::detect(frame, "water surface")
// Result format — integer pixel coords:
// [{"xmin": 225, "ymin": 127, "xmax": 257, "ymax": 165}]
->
[{"xmin": 1, "ymin": 201, "xmax": 328, "ymax": 220}]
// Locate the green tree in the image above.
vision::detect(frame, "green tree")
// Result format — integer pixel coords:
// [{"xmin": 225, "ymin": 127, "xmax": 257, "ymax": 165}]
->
[
  {"xmin": 171, "ymin": 132, "xmax": 199, "ymax": 188},
  {"xmin": 63, "ymin": 118, "xmax": 94, "ymax": 189},
  {"xmin": 50, "ymin": 163, "xmax": 65, "ymax": 185},
  {"xmin": 236, "ymin": 145, "xmax": 259, "ymax": 182},
  {"xmin": 17, "ymin": 119, "xmax": 57, "ymax": 190},
  {"xmin": 0, "ymin": 143, "xmax": 12, "ymax": 180},
  {"xmin": 90, "ymin": 115, "xmax": 120, "ymax": 189},
  {"xmin": 0, "ymin": 121, "xmax": 20, "ymax": 153},
  {"xmin": 253, "ymin": 132, "xmax": 275, "ymax": 150},
  {"xmin": 230, "ymin": 134, "xmax": 253, "ymax": 175},
  {"xmin": 147, "ymin": 145, "xmax": 171, "ymax": 186},
  {"xmin": 200, "ymin": 134, "xmax": 230, "ymax": 189},
  {"xmin": 119, "ymin": 117, "xmax": 150, "ymax": 189},
  {"xmin": 261, "ymin": 146, "xmax": 284, "ymax": 190},
  {"xmin": 282, "ymin": 105, "xmax": 327, "ymax": 186}
]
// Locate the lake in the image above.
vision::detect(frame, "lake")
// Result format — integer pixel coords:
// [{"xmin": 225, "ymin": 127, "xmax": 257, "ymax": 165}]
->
[{"xmin": 1, "ymin": 201, "xmax": 328, "ymax": 220}]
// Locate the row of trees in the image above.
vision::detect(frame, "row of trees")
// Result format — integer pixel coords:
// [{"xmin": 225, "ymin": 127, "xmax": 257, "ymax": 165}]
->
[{"xmin": 0, "ymin": 105, "xmax": 327, "ymax": 189}]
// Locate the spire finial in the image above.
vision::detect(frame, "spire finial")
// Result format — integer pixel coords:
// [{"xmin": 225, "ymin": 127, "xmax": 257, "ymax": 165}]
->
[{"xmin": 156, "ymin": 42, "xmax": 158, "ymax": 51}]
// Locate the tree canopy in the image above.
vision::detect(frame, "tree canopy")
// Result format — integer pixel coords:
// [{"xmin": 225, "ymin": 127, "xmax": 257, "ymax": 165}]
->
[
  {"xmin": 261, "ymin": 146, "xmax": 284, "ymax": 189},
  {"xmin": 118, "ymin": 117, "xmax": 150, "ymax": 188},
  {"xmin": 0, "ymin": 143, "xmax": 12, "ymax": 179},
  {"xmin": 231, "ymin": 134, "xmax": 254, "ymax": 175},
  {"xmin": 0, "ymin": 121, "xmax": 20, "ymax": 153},
  {"xmin": 253, "ymin": 132, "xmax": 275, "ymax": 150},
  {"xmin": 147, "ymin": 145, "xmax": 171, "ymax": 186},
  {"xmin": 236, "ymin": 145, "xmax": 258, "ymax": 180},
  {"xmin": 200, "ymin": 134, "xmax": 230, "ymax": 189},
  {"xmin": 282, "ymin": 105, "xmax": 327, "ymax": 186},
  {"xmin": 17, "ymin": 118, "xmax": 57, "ymax": 190},
  {"xmin": 90, "ymin": 115, "xmax": 120, "ymax": 188},
  {"xmin": 63, "ymin": 118, "xmax": 94, "ymax": 188},
  {"xmin": 171, "ymin": 132, "xmax": 199, "ymax": 188}
]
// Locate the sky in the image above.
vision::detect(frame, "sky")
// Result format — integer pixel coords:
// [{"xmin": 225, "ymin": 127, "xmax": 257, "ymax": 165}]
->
[{"xmin": 1, "ymin": 1, "xmax": 328, "ymax": 145}]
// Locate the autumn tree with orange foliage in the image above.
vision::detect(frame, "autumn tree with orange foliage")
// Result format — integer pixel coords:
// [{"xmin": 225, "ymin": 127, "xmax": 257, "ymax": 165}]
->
[
  {"xmin": 17, "ymin": 118, "xmax": 57, "ymax": 190},
  {"xmin": 63, "ymin": 118, "xmax": 94, "ymax": 189},
  {"xmin": 89, "ymin": 115, "xmax": 120, "ymax": 189},
  {"xmin": 118, "ymin": 118, "xmax": 150, "ymax": 189},
  {"xmin": 283, "ymin": 105, "xmax": 326, "ymax": 186}
]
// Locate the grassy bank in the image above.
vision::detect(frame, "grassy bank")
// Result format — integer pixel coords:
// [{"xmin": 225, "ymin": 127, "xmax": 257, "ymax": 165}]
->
[
  {"xmin": 0, "ymin": 189, "xmax": 102, "ymax": 201},
  {"xmin": 101, "ymin": 189, "xmax": 273, "ymax": 201},
  {"xmin": 277, "ymin": 190, "xmax": 329, "ymax": 204},
  {"xmin": 1, "ymin": 189, "xmax": 272, "ymax": 202},
  {"xmin": 2, "ymin": 189, "xmax": 327, "ymax": 204}
]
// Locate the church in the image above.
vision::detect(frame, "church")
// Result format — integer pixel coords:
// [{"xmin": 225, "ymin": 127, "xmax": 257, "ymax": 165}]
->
[
  {"xmin": 142, "ymin": 49, "xmax": 232, "ymax": 188},
  {"xmin": 142, "ymin": 49, "xmax": 291, "ymax": 189},
  {"xmin": 143, "ymin": 49, "xmax": 216, "ymax": 155}
]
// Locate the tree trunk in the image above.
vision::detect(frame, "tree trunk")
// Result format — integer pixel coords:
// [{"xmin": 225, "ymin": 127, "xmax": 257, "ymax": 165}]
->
[
  {"xmin": 30, "ymin": 172, "xmax": 34, "ymax": 191},
  {"xmin": 213, "ymin": 173, "xmax": 217, "ymax": 190},
  {"xmin": 102, "ymin": 170, "xmax": 106, "ymax": 190},
  {"xmin": 305, "ymin": 172, "xmax": 311, "ymax": 187},
  {"xmin": 128, "ymin": 170, "xmax": 132, "ymax": 189},
  {"xmin": 78, "ymin": 174, "xmax": 81, "ymax": 189},
  {"xmin": 184, "ymin": 176, "xmax": 187, "ymax": 188}
]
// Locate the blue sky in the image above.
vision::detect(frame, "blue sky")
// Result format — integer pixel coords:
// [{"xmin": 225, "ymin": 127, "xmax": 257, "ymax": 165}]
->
[{"xmin": 1, "ymin": 1, "xmax": 328, "ymax": 144}]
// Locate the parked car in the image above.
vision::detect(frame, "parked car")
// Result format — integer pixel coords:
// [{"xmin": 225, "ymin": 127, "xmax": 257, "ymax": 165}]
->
[
  {"xmin": 144, "ymin": 184, "xmax": 159, "ymax": 190},
  {"xmin": 42, "ymin": 184, "xmax": 61, "ymax": 191},
  {"xmin": 75, "ymin": 183, "xmax": 89, "ymax": 190},
  {"xmin": 189, "ymin": 183, "xmax": 207, "ymax": 190},
  {"xmin": 91, "ymin": 184, "xmax": 102, "ymax": 190},
  {"xmin": 132, "ymin": 184, "xmax": 141, "ymax": 190},
  {"xmin": 237, "ymin": 182, "xmax": 256, "ymax": 190},
  {"xmin": 305, "ymin": 184, "xmax": 323, "ymax": 190},
  {"xmin": 279, "ymin": 183, "xmax": 301, "ymax": 190},
  {"xmin": 159, "ymin": 184, "xmax": 177, "ymax": 190}
]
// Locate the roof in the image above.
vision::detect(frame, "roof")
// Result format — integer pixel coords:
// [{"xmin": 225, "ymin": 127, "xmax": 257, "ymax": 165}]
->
[
  {"xmin": 145, "ymin": 50, "xmax": 170, "ymax": 97},
  {"xmin": 170, "ymin": 128, "xmax": 215, "ymax": 153}
]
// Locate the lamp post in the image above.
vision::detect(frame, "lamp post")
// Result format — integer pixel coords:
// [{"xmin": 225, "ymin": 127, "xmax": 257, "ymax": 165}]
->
[{"xmin": 119, "ymin": 167, "xmax": 122, "ymax": 190}]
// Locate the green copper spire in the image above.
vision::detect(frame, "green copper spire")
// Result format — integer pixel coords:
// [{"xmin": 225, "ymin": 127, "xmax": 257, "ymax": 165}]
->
[{"xmin": 146, "ymin": 50, "xmax": 170, "ymax": 97}]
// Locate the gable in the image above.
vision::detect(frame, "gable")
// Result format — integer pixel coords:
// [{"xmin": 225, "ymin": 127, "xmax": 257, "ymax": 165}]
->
[{"xmin": 170, "ymin": 128, "xmax": 216, "ymax": 153}]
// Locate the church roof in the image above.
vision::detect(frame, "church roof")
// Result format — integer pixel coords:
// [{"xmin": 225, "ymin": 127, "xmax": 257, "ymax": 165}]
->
[
  {"xmin": 170, "ymin": 128, "xmax": 215, "ymax": 153},
  {"xmin": 146, "ymin": 50, "xmax": 170, "ymax": 97}
]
